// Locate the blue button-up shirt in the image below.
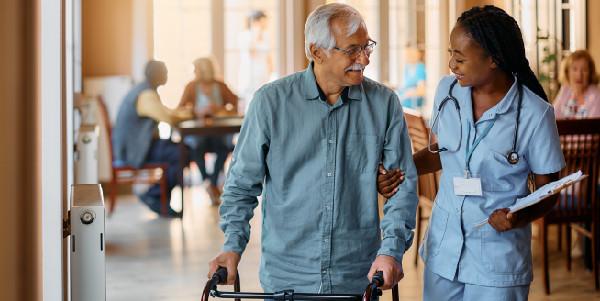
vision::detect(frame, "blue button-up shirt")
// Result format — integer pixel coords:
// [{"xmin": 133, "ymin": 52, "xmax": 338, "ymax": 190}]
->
[
  {"xmin": 219, "ymin": 63, "xmax": 418, "ymax": 294},
  {"xmin": 420, "ymin": 75, "xmax": 565, "ymax": 287}
]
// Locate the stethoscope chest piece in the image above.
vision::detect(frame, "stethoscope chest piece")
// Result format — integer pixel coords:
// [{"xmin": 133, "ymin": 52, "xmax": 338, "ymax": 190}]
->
[{"xmin": 506, "ymin": 150, "xmax": 519, "ymax": 164}]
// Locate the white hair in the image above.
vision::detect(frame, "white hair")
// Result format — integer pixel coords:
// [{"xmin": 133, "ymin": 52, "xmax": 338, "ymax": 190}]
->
[{"xmin": 304, "ymin": 3, "xmax": 364, "ymax": 61}]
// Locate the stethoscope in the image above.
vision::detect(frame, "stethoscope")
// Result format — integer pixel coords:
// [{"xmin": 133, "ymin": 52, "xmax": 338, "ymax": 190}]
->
[{"xmin": 428, "ymin": 79, "xmax": 523, "ymax": 164}]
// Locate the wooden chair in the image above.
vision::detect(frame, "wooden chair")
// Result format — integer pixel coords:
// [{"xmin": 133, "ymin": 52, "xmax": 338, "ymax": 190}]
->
[
  {"xmin": 404, "ymin": 110, "xmax": 441, "ymax": 266},
  {"xmin": 96, "ymin": 96, "xmax": 169, "ymax": 216},
  {"xmin": 534, "ymin": 118, "xmax": 600, "ymax": 294}
]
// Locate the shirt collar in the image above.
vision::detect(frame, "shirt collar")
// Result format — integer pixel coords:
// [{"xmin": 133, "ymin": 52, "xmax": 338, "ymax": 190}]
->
[
  {"xmin": 493, "ymin": 75, "xmax": 519, "ymax": 115},
  {"xmin": 303, "ymin": 61, "xmax": 363, "ymax": 102}
]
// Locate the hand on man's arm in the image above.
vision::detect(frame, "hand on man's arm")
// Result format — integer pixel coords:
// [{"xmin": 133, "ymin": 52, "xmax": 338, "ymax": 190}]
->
[{"xmin": 377, "ymin": 164, "xmax": 405, "ymax": 198}]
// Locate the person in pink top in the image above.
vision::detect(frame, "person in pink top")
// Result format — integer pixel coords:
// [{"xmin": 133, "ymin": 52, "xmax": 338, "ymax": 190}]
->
[{"xmin": 554, "ymin": 50, "xmax": 600, "ymax": 118}]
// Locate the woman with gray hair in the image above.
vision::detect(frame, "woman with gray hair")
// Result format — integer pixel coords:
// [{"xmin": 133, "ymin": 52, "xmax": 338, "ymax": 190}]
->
[{"xmin": 179, "ymin": 57, "xmax": 238, "ymax": 205}]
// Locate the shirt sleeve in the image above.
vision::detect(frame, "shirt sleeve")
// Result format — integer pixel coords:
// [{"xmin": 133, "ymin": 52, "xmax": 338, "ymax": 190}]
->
[
  {"xmin": 136, "ymin": 90, "xmax": 194, "ymax": 126},
  {"xmin": 218, "ymin": 81, "xmax": 239, "ymax": 108},
  {"xmin": 552, "ymin": 86, "xmax": 569, "ymax": 119},
  {"xmin": 218, "ymin": 88, "xmax": 270, "ymax": 256},
  {"xmin": 178, "ymin": 82, "xmax": 196, "ymax": 109},
  {"xmin": 377, "ymin": 93, "xmax": 419, "ymax": 262},
  {"xmin": 526, "ymin": 105, "xmax": 566, "ymax": 175}
]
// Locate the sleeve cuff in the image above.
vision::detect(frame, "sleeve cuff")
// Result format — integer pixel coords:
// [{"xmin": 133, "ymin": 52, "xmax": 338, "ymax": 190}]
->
[
  {"xmin": 222, "ymin": 232, "xmax": 248, "ymax": 257},
  {"xmin": 377, "ymin": 237, "xmax": 408, "ymax": 263}
]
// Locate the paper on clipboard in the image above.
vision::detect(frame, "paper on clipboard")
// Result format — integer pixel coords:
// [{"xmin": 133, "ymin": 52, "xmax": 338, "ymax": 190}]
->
[{"xmin": 472, "ymin": 171, "xmax": 587, "ymax": 229}]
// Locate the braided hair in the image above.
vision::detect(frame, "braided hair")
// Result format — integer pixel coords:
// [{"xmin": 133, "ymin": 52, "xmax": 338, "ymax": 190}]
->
[{"xmin": 457, "ymin": 5, "xmax": 548, "ymax": 102}]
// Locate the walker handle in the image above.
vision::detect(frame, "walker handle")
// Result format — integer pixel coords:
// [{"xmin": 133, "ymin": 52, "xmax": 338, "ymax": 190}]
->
[
  {"xmin": 372, "ymin": 271, "xmax": 384, "ymax": 287},
  {"xmin": 213, "ymin": 267, "xmax": 228, "ymax": 285}
]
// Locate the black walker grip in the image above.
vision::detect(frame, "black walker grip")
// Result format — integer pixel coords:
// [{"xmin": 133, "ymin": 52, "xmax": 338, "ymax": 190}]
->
[
  {"xmin": 372, "ymin": 271, "xmax": 384, "ymax": 287},
  {"xmin": 213, "ymin": 267, "xmax": 229, "ymax": 284}
]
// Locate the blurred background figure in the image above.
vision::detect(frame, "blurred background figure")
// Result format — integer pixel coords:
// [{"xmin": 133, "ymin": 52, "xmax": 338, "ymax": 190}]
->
[
  {"xmin": 112, "ymin": 60, "xmax": 194, "ymax": 217},
  {"xmin": 552, "ymin": 50, "xmax": 600, "ymax": 266},
  {"xmin": 237, "ymin": 10, "xmax": 274, "ymax": 113},
  {"xmin": 397, "ymin": 46, "xmax": 426, "ymax": 110},
  {"xmin": 554, "ymin": 50, "xmax": 600, "ymax": 118},
  {"xmin": 179, "ymin": 57, "xmax": 238, "ymax": 205}
]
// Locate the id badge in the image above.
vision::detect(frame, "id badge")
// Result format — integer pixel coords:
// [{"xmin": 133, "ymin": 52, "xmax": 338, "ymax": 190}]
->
[{"xmin": 453, "ymin": 176, "xmax": 483, "ymax": 196}]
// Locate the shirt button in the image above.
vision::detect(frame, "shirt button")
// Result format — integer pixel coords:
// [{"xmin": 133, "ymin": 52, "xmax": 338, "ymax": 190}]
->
[
  {"xmin": 231, "ymin": 157, "xmax": 236, "ymax": 161},
  {"xmin": 324, "ymin": 239, "xmax": 328, "ymax": 243},
  {"xmin": 326, "ymin": 206, "xmax": 330, "ymax": 211},
  {"xmin": 322, "ymin": 270, "xmax": 327, "ymax": 274},
  {"xmin": 456, "ymin": 208, "xmax": 459, "ymax": 212},
  {"xmin": 327, "ymin": 173, "xmax": 332, "ymax": 177},
  {"xmin": 328, "ymin": 140, "xmax": 333, "ymax": 144}
]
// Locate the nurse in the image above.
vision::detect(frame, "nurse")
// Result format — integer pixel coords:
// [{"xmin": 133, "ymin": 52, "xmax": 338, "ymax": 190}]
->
[{"xmin": 378, "ymin": 5, "xmax": 565, "ymax": 300}]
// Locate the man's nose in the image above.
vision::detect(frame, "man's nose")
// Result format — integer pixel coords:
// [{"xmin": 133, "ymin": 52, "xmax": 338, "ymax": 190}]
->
[{"xmin": 356, "ymin": 50, "xmax": 370, "ymax": 65}]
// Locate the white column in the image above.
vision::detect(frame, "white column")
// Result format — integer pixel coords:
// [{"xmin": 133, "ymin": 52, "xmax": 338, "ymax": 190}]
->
[
  {"xmin": 423, "ymin": 0, "xmax": 448, "ymax": 122},
  {"xmin": 41, "ymin": 0, "xmax": 64, "ymax": 299}
]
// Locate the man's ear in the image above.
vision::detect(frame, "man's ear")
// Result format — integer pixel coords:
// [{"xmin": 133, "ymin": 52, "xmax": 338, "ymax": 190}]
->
[{"xmin": 310, "ymin": 44, "xmax": 324, "ymax": 64}]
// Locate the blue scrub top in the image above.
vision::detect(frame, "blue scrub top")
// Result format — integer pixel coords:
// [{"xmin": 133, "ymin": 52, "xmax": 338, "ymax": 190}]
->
[{"xmin": 419, "ymin": 75, "xmax": 565, "ymax": 287}]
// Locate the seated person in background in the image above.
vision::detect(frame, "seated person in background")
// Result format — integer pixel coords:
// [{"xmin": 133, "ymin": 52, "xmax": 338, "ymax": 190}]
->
[
  {"xmin": 179, "ymin": 57, "xmax": 238, "ymax": 205},
  {"xmin": 553, "ymin": 50, "xmax": 600, "ymax": 263},
  {"xmin": 397, "ymin": 46, "xmax": 426, "ymax": 110},
  {"xmin": 112, "ymin": 60, "xmax": 194, "ymax": 217},
  {"xmin": 554, "ymin": 50, "xmax": 600, "ymax": 118}
]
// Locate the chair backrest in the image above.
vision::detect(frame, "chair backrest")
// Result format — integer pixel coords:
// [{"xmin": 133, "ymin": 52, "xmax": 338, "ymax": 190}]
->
[
  {"xmin": 404, "ymin": 110, "xmax": 440, "ymax": 203},
  {"xmin": 553, "ymin": 118, "xmax": 600, "ymax": 220},
  {"xmin": 96, "ymin": 95, "xmax": 116, "ymax": 166},
  {"xmin": 404, "ymin": 110, "xmax": 429, "ymax": 153}
]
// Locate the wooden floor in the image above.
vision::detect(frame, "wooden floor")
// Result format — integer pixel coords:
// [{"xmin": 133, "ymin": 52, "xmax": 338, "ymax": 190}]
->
[{"xmin": 106, "ymin": 180, "xmax": 600, "ymax": 300}]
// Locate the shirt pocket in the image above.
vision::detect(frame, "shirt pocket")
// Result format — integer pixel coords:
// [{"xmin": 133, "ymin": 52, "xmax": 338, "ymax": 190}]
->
[
  {"xmin": 420, "ymin": 200, "xmax": 450, "ymax": 260},
  {"xmin": 481, "ymin": 150, "xmax": 528, "ymax": 192},
  {"xmin": 481, "ymin": 227, "xmax": 531, "ymax": 275},
  {"xmin": 345, "ymin": 134, "xmax": 382, "ymax": 173}
]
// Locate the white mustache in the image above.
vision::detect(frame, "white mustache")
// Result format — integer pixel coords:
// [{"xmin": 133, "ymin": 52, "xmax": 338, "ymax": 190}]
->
[{"xmin": 344, "ymin": 64, "xmax": 365, "ymax": 72}]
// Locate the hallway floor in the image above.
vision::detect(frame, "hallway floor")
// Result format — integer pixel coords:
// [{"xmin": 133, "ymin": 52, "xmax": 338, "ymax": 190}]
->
[{"xmin": 106, "ymin": 184, "xmax": 600, "ymax": 300}]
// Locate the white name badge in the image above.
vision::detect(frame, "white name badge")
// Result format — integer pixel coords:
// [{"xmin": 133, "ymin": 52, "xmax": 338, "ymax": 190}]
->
[{"xmin": 453, "ymin": 177, "xmax": 483, "ymax": 196}]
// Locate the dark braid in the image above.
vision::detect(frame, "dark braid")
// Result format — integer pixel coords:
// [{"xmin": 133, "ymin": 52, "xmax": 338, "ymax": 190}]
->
[{"xmin": 457, "ymin": 5, "xmax": 549, "ymax": 102}]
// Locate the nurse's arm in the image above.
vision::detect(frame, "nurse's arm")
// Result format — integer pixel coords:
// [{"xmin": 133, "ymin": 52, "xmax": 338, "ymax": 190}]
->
[
  {"xmin": 488, "ymin": 172, "xmax": 560, "ymax": 232},
  {"xmin": 377, "ymin": 145, "xmax": 442, "ymax": 197},
  {"xmin": 413, "ymin": 144, "xmax": 442, "ymax": 175}
]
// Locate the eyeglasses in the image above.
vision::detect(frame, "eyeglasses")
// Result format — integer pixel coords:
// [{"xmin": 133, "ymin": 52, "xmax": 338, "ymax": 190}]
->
[{"xmin": 333, "ymin": 40, "xmax": 377, "ymax": 59}]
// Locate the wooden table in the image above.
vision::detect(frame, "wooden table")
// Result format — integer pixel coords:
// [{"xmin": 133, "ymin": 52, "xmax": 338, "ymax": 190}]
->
[{"xmin": 173, "ymin": 117, "xmax": 244, "ymax": 214}]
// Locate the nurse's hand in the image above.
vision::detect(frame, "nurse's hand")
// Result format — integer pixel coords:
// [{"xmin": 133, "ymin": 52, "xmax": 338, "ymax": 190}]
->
[
  {"xmin": 377, "ymin": 164, "xmax": 405, "ymax": 198},
  {"xmin": 367, "ymin": 254, "xmax": 404, "ymax": 290},
  {"xmin": 488, "ymin": 208, "xmax": 518, "ymax": 232}
]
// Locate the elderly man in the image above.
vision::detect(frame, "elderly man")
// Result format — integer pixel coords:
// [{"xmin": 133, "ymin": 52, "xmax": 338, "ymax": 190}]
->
[
  {"xmin": 208, "ymin": 3, "xmax": 418, "ymax": 294},
  {"xmin": 112, "ymin": 60, "xmax": 194, "ymax": 217}
]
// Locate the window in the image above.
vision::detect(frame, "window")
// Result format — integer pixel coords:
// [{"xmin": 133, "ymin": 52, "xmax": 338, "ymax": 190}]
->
[
  {"xmin": 510, "ymin": 0, "xmax": 587, "ymax": 100},
  {"xmin": 154, "ymin": 0, "xmax": 212, "ymax": 108},
  {"xmin": 224, "ymin": 0, "xmax": 281, "ymax": 110}
]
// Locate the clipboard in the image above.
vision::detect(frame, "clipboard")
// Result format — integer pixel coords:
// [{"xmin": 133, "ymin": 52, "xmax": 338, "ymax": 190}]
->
[{"xmin": 472, "ymin": 171, "xmax": 588, "ymax": 229}]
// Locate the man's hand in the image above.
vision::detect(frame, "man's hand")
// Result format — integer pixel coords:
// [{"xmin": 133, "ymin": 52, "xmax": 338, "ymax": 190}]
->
[
  {"xmin": 207, "ymin": 251, "xmax": 240, "ymax": 285},
  {"xmin": 367, "ymin": 254, "xmax": 404, "ymax": 290},
  {"xmin": 377, "ymin": 164, "xmax": 405, "ymax": 198},
  {"xmin": 488, "ymin": 208, "xmax": 518, "ymax": 232}
]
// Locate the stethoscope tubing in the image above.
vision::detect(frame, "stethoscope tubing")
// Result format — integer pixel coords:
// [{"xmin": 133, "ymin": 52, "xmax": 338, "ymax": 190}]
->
[{"xmin": 428, "ymin": 78, "xmax": 522, "ymax": 164}]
